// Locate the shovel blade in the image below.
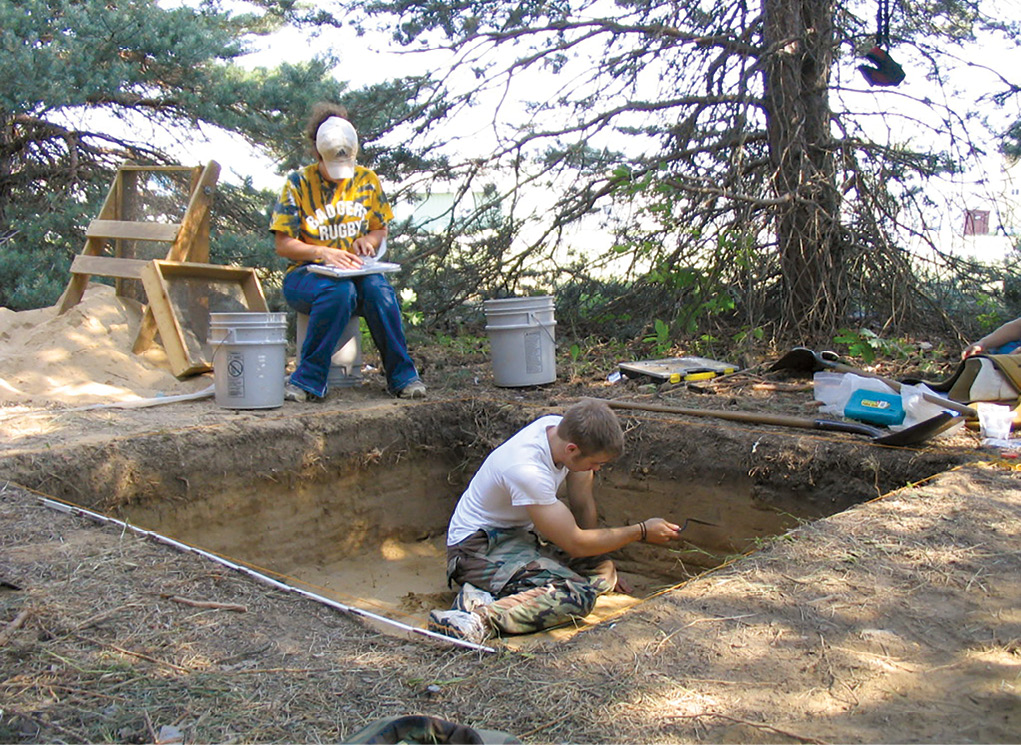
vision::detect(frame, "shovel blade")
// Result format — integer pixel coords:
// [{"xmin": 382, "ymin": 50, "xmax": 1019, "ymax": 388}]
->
[
  {"xmin": 874, "ymin": 411, "xmax": 961, "ymax": 446},
  {"xmin": 770, "ymin": 347, "xmax": 828, "ymax": 373}
]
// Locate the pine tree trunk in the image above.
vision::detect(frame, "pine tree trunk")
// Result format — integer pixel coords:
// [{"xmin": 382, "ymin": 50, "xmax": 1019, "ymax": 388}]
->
[{"xmin": 762, "ymin": 0, "xmax": 844, "ymax": 339}]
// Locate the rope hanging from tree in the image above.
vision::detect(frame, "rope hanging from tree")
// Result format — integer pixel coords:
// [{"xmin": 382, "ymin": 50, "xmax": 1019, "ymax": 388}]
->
[
  {"xmin": 858, "ymin": 0, "xmax": 905, "ymax": 87},
  {"xmin": 875, "ymin": 0, "xmax": 892, "ymax": 46}
]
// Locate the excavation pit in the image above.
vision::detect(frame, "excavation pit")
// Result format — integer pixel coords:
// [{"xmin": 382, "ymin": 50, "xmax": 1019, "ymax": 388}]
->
[{"xmin": 2, "ymin": 398, "xmax": 967, "ymax": 645}]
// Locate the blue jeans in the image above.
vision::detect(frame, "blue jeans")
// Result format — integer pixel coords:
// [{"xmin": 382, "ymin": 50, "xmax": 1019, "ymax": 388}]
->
[
  {"xmin": 989, "ymin": 341, "xmax": 1021, "ymax": 355},
  {"xmin": 282, "ymin": 267, "xmax": 420, "ymax": 397}
]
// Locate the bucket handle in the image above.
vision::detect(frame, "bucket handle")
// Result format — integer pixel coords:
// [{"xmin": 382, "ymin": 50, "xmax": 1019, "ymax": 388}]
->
[
  {"xmin": 208, "ymin": 328, "xmax": 241, "ymax": 363},
  {"xmin": 528, "ymin": 312, "xmax": 557, "ymax": 346},
  {"xmin": 209, "ymin": 328, "xmax": 238, "ymax": 354}
]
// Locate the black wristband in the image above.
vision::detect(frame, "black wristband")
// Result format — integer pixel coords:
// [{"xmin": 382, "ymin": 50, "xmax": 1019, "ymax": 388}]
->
[{"xmin": 639, "ymin": 521, "xmax": 647, "ymax": 542}]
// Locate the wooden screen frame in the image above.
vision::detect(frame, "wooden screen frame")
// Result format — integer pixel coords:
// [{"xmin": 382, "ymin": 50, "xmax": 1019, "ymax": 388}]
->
[{"xmin": 140, "ymin": 260, "xmax": 268, "ymax": 377}]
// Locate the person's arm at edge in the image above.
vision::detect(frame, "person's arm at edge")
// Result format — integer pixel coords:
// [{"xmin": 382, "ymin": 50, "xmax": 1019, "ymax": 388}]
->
[
  {"xmin": 526, "ymin": 501, "xmax": 680, "ymax": 558},
  {"xmin": 963, "ymin": 317, "xmax": 1021, "ymax": 359}
]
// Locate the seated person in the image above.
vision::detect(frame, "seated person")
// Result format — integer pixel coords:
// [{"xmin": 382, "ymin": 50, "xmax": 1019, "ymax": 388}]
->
[
  {"xmin": 952, "ymin": 318, "xmax": 1021, "ymax": 406},
  {"xmin": 428, "ymin": 398, "xmax": 681, "ymax": 644},
  {"xmin": 269, "ymin": 102, "xmax": 425, "ymax": 401}
]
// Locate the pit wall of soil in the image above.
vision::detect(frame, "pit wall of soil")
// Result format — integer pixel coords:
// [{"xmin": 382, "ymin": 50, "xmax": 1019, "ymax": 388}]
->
[
  {"xmin": 602, "ymin": 410, "xmax": 976, "ymax": 574},
  {"xmin": 1, "ymin": 400, "xmax": 974, "ymax": 578}
]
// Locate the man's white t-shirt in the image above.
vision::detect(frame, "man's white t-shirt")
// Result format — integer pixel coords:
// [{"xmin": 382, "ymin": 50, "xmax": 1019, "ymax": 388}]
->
[{"xmin": 446, "ymin": 415, "xmax": 567, "ymax": 545}]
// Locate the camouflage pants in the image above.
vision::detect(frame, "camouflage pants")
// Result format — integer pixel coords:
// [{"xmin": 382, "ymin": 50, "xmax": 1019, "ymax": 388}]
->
[{"xmin": 446, "ymin": 528, "xmax": 617, "ymax": 636}]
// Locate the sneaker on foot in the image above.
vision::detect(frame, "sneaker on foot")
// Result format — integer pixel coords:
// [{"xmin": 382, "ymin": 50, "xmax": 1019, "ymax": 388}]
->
[
  {"xmin": 427, "ymin": 609, "xmax": 489, "ymax": 644},
  {"xmin": 284, "ymin": 382, "xmax": 308, "ymax": 403},
  {"xmin": 453, "ymin": 583, "xmax": 495, "ymax": 614},
  {"xmin": 397, "ymin": 380, "xmax": 427, "ymax": 399}
]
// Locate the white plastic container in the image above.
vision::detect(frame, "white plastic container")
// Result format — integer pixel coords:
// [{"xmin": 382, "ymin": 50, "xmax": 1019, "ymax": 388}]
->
[
  {"xmin": 208, "ymin": 312, "xmax": 287, "ymax": 409},
  {"xmin": 483, "ymin": 296, "xmax": 557, "ymax": 387},
  {"xmin": 977, "ymin": 401, "xmax": 1013, "ymax": 446}
]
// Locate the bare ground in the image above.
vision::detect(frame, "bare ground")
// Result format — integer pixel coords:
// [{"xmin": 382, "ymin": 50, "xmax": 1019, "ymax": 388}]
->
[
  {"xmin": 1, "ymin": 296, "xmax": 1020, "ymax": 743},
  {"xmin": 2, "ymin": 392, "xmax": 1019, "ymax": 742}
]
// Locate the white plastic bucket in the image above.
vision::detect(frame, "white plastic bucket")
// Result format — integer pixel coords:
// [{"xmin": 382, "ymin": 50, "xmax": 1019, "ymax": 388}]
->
[
  {"xmin": 295, "ymin": 313, "xmax": 363, "ymax": 388},
  {"xmin": 208, "ymin": 312, "xmax": 287, "ymax": 409},
  {"xmin": 483, "ymin": 296, "xmax": 557, "ymax": 387}
]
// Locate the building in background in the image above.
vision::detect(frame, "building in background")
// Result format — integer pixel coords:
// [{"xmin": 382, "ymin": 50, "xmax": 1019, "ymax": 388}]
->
[{"xmin": 912, "ymin": 156, "xmax": 1020, "ymax": 265}]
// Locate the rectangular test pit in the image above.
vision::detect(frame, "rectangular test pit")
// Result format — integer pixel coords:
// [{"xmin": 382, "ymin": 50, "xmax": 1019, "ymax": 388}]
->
[{"xmin": 1, "ymin": 399, "xmax": 964, "ymax": 638}]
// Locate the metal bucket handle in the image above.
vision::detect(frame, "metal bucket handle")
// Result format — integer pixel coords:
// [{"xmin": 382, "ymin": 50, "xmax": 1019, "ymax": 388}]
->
[{"xmin": 527, "ymin": 311, "xmax": 557, "ymax": 346}]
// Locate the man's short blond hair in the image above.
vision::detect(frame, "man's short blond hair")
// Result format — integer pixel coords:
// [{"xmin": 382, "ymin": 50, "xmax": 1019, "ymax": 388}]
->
[{"xmin": 557, "ymin": 399, "xmax": 624, "ymax": 458}]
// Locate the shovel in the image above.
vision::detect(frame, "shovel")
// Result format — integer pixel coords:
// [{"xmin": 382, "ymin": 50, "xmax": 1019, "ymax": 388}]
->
[
  {"xmin": 770, "ymin": 347, "xmax": 977, "ymax": 418},
  {"xmin": 603, "ymin": 399, "xmax": 961, "ymax": 446}
]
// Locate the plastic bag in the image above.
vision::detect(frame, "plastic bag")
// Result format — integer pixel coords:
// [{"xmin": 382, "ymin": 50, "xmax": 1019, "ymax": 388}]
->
[
  {"xmin": 815, "ymin": 372, "xmax": 964, "ymax": 434},
  {"xmin": 899, "ymin": 383, "xmax": 955, "ymax": 430},
  {"xmin": 814, "ymin": 372, "xmax": 895, "ymax": 415}
]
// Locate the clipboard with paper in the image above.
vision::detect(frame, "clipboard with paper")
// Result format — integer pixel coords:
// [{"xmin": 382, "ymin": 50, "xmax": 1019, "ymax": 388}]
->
[
  {"xmin": 306, "ymin": 239, "xmax": 400, "ymax": 279},
  {"xmin": 307, "ymin": 258, "xmax": 401, "ymax": 279}
]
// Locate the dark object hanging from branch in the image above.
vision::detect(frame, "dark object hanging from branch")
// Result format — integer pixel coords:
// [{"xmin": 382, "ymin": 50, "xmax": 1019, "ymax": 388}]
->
[
  {"xmin": 859, "ymin": 46, "xmax": 905, "ymax": 86},
  {"xmin": 858, "ymin": 0, "xmax": 905, "ymax": 86}
]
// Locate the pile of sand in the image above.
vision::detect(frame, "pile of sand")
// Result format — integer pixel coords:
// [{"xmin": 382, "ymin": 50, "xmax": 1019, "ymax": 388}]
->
[{"xmin": 0, "ymin": 285, "xmax": 212, "ymax": 408}]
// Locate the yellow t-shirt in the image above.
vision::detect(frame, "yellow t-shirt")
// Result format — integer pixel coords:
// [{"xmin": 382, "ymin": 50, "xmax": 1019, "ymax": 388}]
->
[{"xmin": 268, "ymin": 163, "xmax": 394, "ymax": 266}]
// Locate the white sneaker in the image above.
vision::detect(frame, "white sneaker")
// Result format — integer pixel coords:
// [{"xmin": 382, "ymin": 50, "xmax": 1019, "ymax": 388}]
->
[
  {"xmin": 283, "ymin": 382, "xmax": 308, "ymax": 403},
  {"xmin": 453, "ymin": 583, "xmax": 495, "ymax": 613},
  {"xmin": 398, "ymin": 380, "xmax": 427, "ymax": 399},
  {"xmin": 427, "ymin": 609, "xmax": 490, "ymax": 644}
]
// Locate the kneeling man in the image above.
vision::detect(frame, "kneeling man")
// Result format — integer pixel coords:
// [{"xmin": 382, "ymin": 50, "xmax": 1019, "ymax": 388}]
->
[{"xmin": 429, "ymin": 398, "xmax": 681, "ymax": 644}]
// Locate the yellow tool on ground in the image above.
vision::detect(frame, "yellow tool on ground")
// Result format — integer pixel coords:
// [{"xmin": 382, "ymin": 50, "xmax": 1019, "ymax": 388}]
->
[
  {"xmin": 668, "ymin": 371, "xmax": 719, "ymax": 383},
  {"xmin": 619, "ymin": 356, "xmax": 738, "ymax": 384}
]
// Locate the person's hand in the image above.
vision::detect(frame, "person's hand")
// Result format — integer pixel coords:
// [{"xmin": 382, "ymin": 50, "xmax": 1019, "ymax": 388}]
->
[
  {"xmin": 319, "ymin": 246, "xmax": 362, "ymax": 269},
  {"xmin": 351, "ymin": 235, "xmax": 379, "ymax": 257},
  {"xmin": 962, "ymin": 343, "xmax": 983, "ymax": 360},
  {"xmin": 640, "ymin": 518, "xmax": 682, "ymax": 544}
]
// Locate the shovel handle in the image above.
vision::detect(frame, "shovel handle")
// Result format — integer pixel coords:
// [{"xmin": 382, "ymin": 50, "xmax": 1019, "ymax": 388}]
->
[
  {"xmin": 603, "ymin": 399, "xmax": 957, "ymax": 446},
  {"xmin": 605, "ymin": 399, "xmax": 812, "ymax": 427},
  {"xmin": 603, "ymin": 399, "xmax": 880, "ymax": 437}
]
